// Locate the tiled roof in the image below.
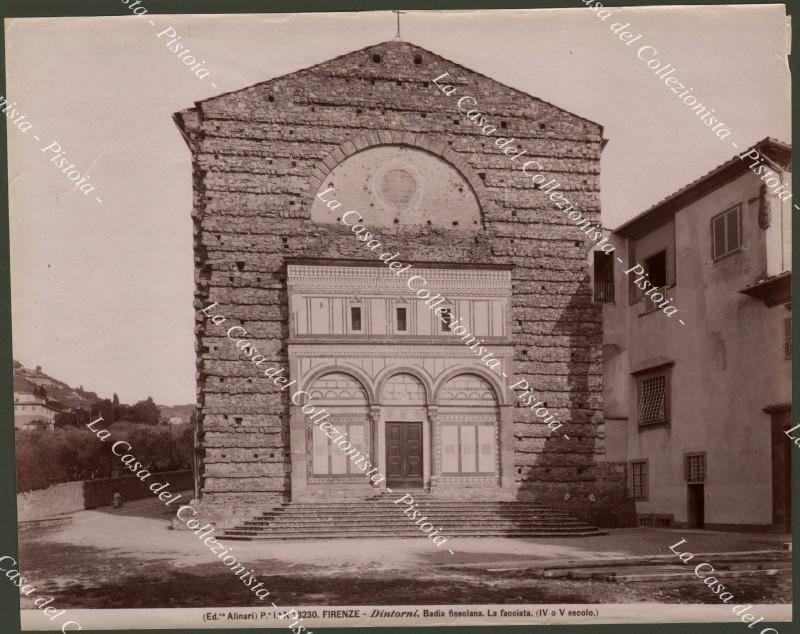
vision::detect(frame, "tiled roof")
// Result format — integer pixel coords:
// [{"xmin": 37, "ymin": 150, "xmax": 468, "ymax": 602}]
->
[{"xmin": 614, "ymin": 137, "xmax": 791, "ymax": 237}]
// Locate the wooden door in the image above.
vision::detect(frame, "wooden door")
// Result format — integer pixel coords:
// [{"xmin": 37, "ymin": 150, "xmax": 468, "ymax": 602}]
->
[
  {"xmin": 771, "ymin": 410, "xmax": 792, "ymax": 531},
  {"xmin": 687, "ymin": 484, "xmax": 705, "ymax": 529},
  {"xmin": 386, "ymin": 422, "xmax": 423, "ymax": 488}
]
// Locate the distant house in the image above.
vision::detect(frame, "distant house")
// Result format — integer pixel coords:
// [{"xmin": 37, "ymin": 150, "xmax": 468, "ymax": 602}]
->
[
  {"xmin": 168, "ymin": 416, "xmax": 185, "ymax": 425},
  {"xmin": 13, "ymin": 391, "xmax": 59, "ymax": 431}
]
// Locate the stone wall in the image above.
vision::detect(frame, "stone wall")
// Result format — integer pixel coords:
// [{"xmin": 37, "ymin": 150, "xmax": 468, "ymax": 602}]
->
[
  {"xmin": 17, "ymin": 481, "xmax": 84, "ymax": 522},
  {"xmin": 17, "ymin": 470, "xmax": 193, "ymax": 522},
  {"xmin": 175, "ymin": 40, "xmax": 631, "ymax": 525}
]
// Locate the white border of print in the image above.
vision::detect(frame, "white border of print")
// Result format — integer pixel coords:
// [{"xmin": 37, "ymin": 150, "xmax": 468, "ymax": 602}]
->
[{"xmin": 21, "ymin": 603, "xmax": 791, "ymax": 630}]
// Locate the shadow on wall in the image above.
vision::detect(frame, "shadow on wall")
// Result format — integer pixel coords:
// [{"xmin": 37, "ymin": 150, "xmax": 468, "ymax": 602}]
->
[{"xmin": 514, "ymin": 273, "xmax": 637, "ymax": 529}]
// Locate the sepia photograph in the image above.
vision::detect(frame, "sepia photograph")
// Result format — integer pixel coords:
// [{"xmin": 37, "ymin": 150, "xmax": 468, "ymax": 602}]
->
[{"xmin": 2, "ymin": 2, "xmax": 794, "ymax": 632}]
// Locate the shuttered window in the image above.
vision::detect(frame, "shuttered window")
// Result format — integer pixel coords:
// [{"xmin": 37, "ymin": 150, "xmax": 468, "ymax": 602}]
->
[{"xmin": 711, "ymin": 206, "xmax": 742, "ymax": 259}]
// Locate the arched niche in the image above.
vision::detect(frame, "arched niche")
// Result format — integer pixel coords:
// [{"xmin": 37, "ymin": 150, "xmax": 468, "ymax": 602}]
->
[
  {"xmin": 310, "ymin": 145, "xmax": 482, "ymax": 228},
  {"xmin": 380, "ymin": 372, "xmax": 427, "ymax": 406}
]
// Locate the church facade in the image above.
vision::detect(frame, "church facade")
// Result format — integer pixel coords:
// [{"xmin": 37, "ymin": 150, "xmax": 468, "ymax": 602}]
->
[{"xmin": 175, "ymin": 40, "xmax": 632, "ymax": 527}]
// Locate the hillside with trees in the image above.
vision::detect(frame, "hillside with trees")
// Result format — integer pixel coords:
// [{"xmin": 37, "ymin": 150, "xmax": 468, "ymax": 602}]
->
[{"xmin": 13, "ymin": 361, "xmax": 197, "ymax": 492}]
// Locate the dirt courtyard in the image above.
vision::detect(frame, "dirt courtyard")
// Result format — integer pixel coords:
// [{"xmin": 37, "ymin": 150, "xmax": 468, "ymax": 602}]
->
[{"xmin": 17, "ymin": 494, "xmax": 792, "ymax": 608}]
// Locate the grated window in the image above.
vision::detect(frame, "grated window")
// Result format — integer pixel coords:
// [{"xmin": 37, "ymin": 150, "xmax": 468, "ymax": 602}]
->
[
  {"xmin": 638, "ymin": 375, "xmax": 666, "ymax": 425},
  {"xmin": 685, "ymin": 454, "xmax": 706, "ymax": 483},
  {"xmin": 630, "ymin": 461, "xmax": 648, "ymax": 501},
  {"xmin": 785, "ymin": 316, "xmax": 792, "ymax": 359}
]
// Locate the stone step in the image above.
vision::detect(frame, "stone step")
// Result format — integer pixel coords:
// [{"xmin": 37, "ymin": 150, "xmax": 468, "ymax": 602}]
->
[
  {"xmin": 247, "ymin": 511, "xmax": 588, "ymax": 524},
  {"xmin": 220, "ymin": 499, "xmax": 602, "ymax": 541},
  {"xmin": 226, "ymin": 523, "xmax": 596, "ymax": 535},
  {"xmin": 253, "ymin": 511, "xmax": 576, "ymax": 520},
  {"xmin": 267, "ymin": 503, "xmax": 564, "ymax": 507},
  {"xmin": 245, "ymin": 522, "xmax": 592, "ymax": 531},
  {"xmin": 286, "ymin": 501, "xmax": 549, "ymax": 507},
  {"xmin": 258, "ymin": 506, "xmax": 570, "ymax": 517},
  {"xmin": 222, "ymin": 529, "xmax": 605, "ymax": 540},
  {"xmin": 245, "ymin": 521, "xmax": 589, "ymax": 530}
]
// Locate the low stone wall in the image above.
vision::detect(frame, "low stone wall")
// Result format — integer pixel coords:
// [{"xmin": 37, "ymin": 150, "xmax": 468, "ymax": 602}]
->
[
  {"xmin": 83, "ymin": 470, "xmax": 193, "ymax": 509},
  {"xmin": 17, "ymin": 481, "xmax": 85, "ymax": 522},
  {"xmin": 17, "ymin": 470, "xmax": 194, "ymax": 522}
]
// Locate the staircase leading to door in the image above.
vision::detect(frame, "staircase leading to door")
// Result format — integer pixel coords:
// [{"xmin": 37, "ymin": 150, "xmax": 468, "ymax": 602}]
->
[{"xmin": 220, "ymin": 492, "xmax": 605, "ymax": 540}]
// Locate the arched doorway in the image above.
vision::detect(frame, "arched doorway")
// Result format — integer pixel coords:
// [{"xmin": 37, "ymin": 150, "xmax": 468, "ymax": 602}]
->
[{"xmin": 380, "ymin": 373, "xmax": 428, "ymax": 489}]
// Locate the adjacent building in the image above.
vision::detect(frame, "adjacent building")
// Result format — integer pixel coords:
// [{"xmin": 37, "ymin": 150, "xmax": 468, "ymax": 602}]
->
[{"xmin": 600, "ymin": 138, "xmax": 792, "ymax": 531}]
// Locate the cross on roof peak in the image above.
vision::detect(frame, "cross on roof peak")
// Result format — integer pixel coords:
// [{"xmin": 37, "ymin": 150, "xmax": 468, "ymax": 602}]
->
[{"xmin": 393, "ymin": 9, "xmax": 407, "ymax": 39}]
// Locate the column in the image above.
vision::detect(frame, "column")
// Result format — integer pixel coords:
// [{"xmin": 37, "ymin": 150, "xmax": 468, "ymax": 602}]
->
[
  {"xmin": 426, "ymin": 405, "xmax": 439, "ymax": 492},
  {"xmin": 369, "ymin": 405, "xmax": 383, "ymax": 488},
  {"xmin": 289, "ymin": 404, "xmax": 308, "ymax": 500}
]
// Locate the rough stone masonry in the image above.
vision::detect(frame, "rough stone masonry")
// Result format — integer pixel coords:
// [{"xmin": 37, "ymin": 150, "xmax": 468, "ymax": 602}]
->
[{"xmin": 174, "ymin": 39, "xmax": 633, "ymax": 528}]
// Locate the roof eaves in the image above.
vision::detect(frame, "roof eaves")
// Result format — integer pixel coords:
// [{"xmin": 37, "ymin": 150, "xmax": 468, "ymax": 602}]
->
[{"xmin": 613, "ymin": 137, "xmax": 791, "ymax": 238}]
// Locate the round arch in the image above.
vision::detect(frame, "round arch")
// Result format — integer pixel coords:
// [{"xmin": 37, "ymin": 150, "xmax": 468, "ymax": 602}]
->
[
  {"xmin": 373, "ymin": 365, "xmax": 435, "ymax": 406},
  {"xmin": 432, "ymin": 366, "xmax": 508, "ymax": 407},
  {"xmin": 298, "ymin": 364, "xmax": 376, "ymax": 405},
  {"xmin": 303, "ymin": 133, "xmax": 493, "ymax": 216}
]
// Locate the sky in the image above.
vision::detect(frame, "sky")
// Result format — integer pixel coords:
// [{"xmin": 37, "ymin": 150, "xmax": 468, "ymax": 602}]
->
[{"xmin": 6, "ymin": 5, "xmax": 791, "ymax": 404}]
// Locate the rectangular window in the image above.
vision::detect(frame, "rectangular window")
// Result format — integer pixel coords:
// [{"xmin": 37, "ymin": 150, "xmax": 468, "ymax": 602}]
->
[
  {"xmin": 312, "ymin": 421, "xmax": 366, "ymax": 476},
  {"xmin": 442, "ymin": 423, "xmax": 495, "ymax": 474},
  {"xmin": 593, "ymin": 251, "xmax": 615, "ymax": 302},
  {"xmin": 712, "ymin": 205, "xmax": 742, "ymax": 260},
  {"xmin": 644, "ymin": 251, "xmax": 668, "ymax": 288},
  {"xmin": 477, "ymin": 426, "xmax": 495, "ymax": 472},
  {"xmin": 312, "ymin": 425, "xmax": 329, "ymax": 474},
  {"xmin": 685, "ymin": 453, "xmax": 706, "ymax": 483},
  {"xmin": 396, "ymin": 307, "xmax": 407, "ymax": 332},
  {"xmin": 441, "ymin": 426, "xmax": 459, "ymax": 472},
  {"xmin": 460, "ymin": 426, "xmax": 476, "ymax": 471},
  {"xmin": 785, "ymin": 316, "xmax": 792, "ymax": 359},
  {"xmin": 350, "ymin": 306, "xmax": 362, "ymax": 331},
  {"xmin": 630, "ymin": 461, "xmax": 648, "ymax": 501},
  {"xmin": 635, "ymin": 366, "xmax": 671, "ymax": 427},
  {"xmin": 642, "ymin": 250, "xmax": 668, "ymax": 312},
  {"xmin": 440, "ymin": 308, "xmax": 452, "ymax": 332}
]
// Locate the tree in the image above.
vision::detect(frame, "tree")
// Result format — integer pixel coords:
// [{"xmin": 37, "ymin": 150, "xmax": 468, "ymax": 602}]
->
[
  {"xmin": 112, "ymin": 393, "xmax": 120, "ymax": 423},
  {"xmin": 55, "ymin": 408, "xmax": 89, "ymax": 427},
  {"xmin": 129, "ymin": 396, "xmax": 160, "ymax": 425},
  {"xmin": 93, "ymin": 398, "xmax": 114, "ymax": 423}
]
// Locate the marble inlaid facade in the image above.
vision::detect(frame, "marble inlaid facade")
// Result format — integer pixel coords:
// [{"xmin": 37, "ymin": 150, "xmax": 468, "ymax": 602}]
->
[{"xmin": 287, "ymin": 263, "xmax": 514, "ymax": 499}]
